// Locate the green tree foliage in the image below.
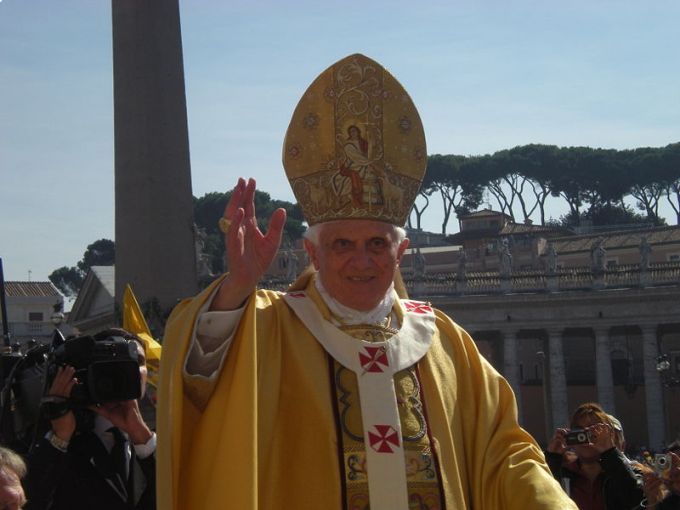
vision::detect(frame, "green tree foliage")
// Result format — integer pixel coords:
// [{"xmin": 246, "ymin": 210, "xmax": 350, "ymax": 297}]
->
[
  {"xmin": 49, "ymin": 239, "xmax": 115, "ymax": 297},
  {"xmin": 423, "ymin": 154, "xmax": 484, "ymax": 234},
  {"xmin": 49, "ymin": 266, "xmax": 84, "ymax": 298},
  {"xmin": 659, "ymin": 143, "xmax": 680, "ymax": 225},
  {"xmin": 552, "ymin": 203, "xmax": 656, "ymax": 229},
  {"xmin": 77, "ymin": 239, "xmax": 115, "ymax": 273},
  {"xmin": 425, "ymin": 142, "xmax": 680, "ymax": 229}
]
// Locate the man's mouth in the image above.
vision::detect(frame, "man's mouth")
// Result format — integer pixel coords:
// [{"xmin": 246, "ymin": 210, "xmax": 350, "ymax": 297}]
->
[{"xmin": 348, "ymin": 276, "xmax": 374, "ymax": 282}]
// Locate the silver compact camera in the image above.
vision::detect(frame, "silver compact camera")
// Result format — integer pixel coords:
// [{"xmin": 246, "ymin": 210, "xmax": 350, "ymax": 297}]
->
[
  {"xmin": 654, "ymin": 453, "xmax": 671, "ymax": 477},
  {"xmin": 565, "ymin": 428, "xmax": 592, "ymax": 445}
]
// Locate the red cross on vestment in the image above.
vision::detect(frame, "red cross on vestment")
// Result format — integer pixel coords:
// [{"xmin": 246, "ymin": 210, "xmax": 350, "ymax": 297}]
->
[
  {"xmin": 359, "ymin": 346, "xmax": 389, "ymax": 373},
  {"xmin": 403, "ymin": 301, "xmax": 432, "ymax": 314},
  {"xmin": 368, "ymin": 424, "xmax": 400, "ymax": 453}
]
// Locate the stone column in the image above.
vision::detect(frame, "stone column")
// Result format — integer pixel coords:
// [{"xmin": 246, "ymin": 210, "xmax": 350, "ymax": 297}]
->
[
  {"xmin": 502, "ymin": 330, "xmax": 523, "ymax": 424},
  {"xmin": 546, "ymin": 328, "xmax": 569, "ymax": 431},
  {"xmin": 112, "ymin": 0, "xmax": 198, "ymax": 312},
  {"xmin": 641, "ymin": 325, "xmax": 666, "ymax": 450},
  {"xmin": 593, "ymin": 326, "xmax": 616, "ymax": 414}
]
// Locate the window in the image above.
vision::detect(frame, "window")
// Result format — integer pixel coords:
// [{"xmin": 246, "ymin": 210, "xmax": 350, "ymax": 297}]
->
[
  {"xmin": 606, "ymin": 258, "xmax": 618, "ymax": 268},
  {"xmin": 668, "ymin": 254, "xmax": 680, "ymax": 262},
  {"xmin": 28, "ymin": 312, "xmax": 43, "ymax": 322}
]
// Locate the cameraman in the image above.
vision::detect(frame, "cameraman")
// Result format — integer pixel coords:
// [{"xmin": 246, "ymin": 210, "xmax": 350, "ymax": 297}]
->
[
  {"xmin": 545, "ymin": 402, "xmax": 644, "ymax": 510},
  {"xmin": 23, "ymin": 329, "xmax": 156, "ymax": 510}
]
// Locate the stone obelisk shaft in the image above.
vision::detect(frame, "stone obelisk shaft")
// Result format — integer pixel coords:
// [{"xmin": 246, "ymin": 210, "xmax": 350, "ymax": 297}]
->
[{"xmin": 112, "ymin": 0, "xmax": 197, "ymax": 312}]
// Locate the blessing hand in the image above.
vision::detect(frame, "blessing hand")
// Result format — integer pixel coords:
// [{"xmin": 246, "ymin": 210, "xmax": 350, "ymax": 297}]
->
[{"xmin": 211, "ymin": 177, "xmax": 287, "ymax": 311}]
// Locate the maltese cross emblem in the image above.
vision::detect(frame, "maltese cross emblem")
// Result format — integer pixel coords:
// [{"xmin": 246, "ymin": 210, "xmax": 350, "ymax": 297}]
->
[
  {"xmin": 359, "ymin": 346, "xmax": 389, "ymax": 373},
  {"xmin": 403, "ymin": 301, "xmax": 432, "ymax": 314},
  {"xmin": 368, "ymin": 425, "xmax": 400, "ymax": 453}
]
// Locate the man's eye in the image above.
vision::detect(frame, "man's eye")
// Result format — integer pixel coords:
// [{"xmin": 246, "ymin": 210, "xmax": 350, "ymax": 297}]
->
[
  {"xmin": 369, "ymin": 238, "xmax": 387, "ymax": 249},
  {"xmin": 332, "ymin": 239, "xmax": 352, "ymax": 250}
]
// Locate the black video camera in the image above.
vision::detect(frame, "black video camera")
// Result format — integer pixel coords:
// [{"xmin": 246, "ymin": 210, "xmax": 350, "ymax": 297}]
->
[
  {"xmin": 48, "ymin": 334, "xmax": 141, "ymax": 407},
  {"xmin": 565, "ymin": 428, "xmax": 592, "ymax": 445}
]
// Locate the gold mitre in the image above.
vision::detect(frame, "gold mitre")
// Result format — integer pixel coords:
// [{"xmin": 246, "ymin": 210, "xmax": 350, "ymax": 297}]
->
[{"xmin": 282, "ymin": 53, "xmax": 426, "ymax": 226}]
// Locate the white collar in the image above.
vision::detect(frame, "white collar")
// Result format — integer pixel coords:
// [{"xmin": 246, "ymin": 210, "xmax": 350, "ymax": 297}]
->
[{"xmin": 314, "ymin": 277, "xmax": 395, "ymax": 325}]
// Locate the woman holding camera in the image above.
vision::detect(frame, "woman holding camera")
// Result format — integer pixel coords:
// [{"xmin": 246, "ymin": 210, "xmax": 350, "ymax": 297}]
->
[{"xmin": 545, "ymin": 402, "xmax": 644, "ymax": 510}]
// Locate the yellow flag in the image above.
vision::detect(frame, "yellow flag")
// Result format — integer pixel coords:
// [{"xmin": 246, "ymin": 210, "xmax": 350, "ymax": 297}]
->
[{"xmin": 123, "ymin": 284, "xmax": 162, "ymax": 387}]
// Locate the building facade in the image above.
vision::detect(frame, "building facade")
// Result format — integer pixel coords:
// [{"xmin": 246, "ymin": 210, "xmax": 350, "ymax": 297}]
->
[
  {"xmin": 398, "ymin": 211, "xmax": 680, "ymax": 451},
  {"xmin": 0, "ymin": 281, "xmax": 66, "ymax": 346}
]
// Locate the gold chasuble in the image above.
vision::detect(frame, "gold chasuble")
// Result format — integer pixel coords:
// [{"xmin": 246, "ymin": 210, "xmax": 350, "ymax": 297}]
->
[{"xmin": 158, "ymin": 273, "xmax": 576, "ymax": 510}]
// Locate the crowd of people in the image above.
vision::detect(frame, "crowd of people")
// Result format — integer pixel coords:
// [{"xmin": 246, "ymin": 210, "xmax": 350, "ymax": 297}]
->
[
  {"xmin": 546, "ymin": 402, "xmax": 680, "ymax": 509},
  {"xmin": 0, "ymin": 328, "xmax": 155, "ymax": 510}
]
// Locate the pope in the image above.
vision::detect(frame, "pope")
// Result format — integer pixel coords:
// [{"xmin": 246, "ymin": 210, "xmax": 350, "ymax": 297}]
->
[{"xmin": 157, "ymin": 54, "xmax": 576, "ymax": 510}]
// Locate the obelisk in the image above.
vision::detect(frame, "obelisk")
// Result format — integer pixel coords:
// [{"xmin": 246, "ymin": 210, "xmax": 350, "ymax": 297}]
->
[{"xmin": 112, "ymin": 0, "xmax": 197, "ymax": 313}]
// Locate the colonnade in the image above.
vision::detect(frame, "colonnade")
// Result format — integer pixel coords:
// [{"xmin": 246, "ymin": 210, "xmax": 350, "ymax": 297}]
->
[{"xmin": 493, "ymin": 324, "xmax": 668, "ymax": 450}]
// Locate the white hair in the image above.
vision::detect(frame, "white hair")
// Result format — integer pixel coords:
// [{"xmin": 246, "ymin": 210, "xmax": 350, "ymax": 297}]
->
[{"xmin": 303, "ymin": 222, "xmax": 406, "ymax": 247}]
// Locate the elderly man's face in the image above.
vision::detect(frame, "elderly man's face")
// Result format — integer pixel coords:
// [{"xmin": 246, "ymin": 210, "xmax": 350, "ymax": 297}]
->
[
  {"xmin": 0, "ymin": 469, "xmax": 26, "ymax": 510},
  {"xmin": 305, "ymin": 220, "xmax": 408, "ymax": 311}
]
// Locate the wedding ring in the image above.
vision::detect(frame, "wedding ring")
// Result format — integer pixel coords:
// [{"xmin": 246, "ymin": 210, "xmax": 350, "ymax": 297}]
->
[{"xmin": 218, "ymin": 217, "xmax": 232, "ymax": 234}]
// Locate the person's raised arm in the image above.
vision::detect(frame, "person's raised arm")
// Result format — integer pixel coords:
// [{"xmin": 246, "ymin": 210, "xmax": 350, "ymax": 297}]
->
[{"xmin": 210, "ymin": 177, "xmax": 287, "ymax": 311}]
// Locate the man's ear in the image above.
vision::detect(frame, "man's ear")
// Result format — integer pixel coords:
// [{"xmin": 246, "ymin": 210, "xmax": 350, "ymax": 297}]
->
[
  {"xmin": 396, "ymin": 238, "xmax": 410, "ymax": 264},
  {"xmin": 303, "ymin": 239, "xmax": 320, "ymax": 270}
]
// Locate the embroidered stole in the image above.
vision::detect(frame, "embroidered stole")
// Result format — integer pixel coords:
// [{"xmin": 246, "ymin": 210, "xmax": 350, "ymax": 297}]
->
[{"xmin": 284, "ymin": 292, "xmax": 445, "ymax": 510}]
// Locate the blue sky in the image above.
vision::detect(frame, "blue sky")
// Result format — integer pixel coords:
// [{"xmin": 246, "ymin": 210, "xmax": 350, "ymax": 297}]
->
[{"xmin": 1, "ymin": 0, "xmax": 679, "ymax": 283}]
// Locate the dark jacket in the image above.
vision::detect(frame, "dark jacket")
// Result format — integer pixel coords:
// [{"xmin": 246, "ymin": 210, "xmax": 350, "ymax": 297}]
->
[
  {"xmin": 24, "ymin": 431, "xmax": 155, "ymax": 510},
  {"xmin": 546, "ymin": 448, "xmax": 644, "ymax": 510},
  {"xmin": 657, "ymin": 493, "xmax": 680, "ymax": 510}
]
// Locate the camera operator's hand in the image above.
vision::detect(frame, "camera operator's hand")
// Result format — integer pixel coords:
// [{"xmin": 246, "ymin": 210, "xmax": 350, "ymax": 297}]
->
[
  {"xmin": 667, "ymin": 452, "xmax": 680, "ymax": 495},
  {"xmin": 92, "ymin": 400, "xmax": 152, "ymax": 446},
  {"xmin": 48, "ymin": 365, "xmax": 78, "ymax": 442},
  {"xmin": 588, "ymin": 422, "xmax": 615, "ymax": 454},
  {"xmin": 547, "ymin": 428, "xmax": 568, "ymax": 455},
  {"xmin": 641, "ymin": 470, "xmax": 665, "ymax": 506}
]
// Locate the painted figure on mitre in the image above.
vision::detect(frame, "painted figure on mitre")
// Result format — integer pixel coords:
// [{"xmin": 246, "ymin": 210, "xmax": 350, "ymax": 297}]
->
[{"xmin": 334, "ymin": 123, "xmax": 384, "ymax": 209}]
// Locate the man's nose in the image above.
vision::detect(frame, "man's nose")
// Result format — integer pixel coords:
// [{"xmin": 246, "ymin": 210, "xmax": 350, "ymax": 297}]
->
[{"xmin": 350, "ymin": 246, "xmax": 374, "ymax": 268}]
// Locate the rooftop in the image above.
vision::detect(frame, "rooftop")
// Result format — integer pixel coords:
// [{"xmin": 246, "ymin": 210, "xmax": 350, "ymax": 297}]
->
[
  {"xmin": 551, "ymin": 225, "xmax": 680, "ymax": 254},
  {"xmin": 4, "ymin": 281, "xmax": 62, "ymax": 298}
]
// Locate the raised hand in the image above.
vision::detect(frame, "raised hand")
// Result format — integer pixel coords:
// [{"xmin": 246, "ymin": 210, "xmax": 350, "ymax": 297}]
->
[
  {"xmin": 667, "ymin": 452, "xmax": 680, "ymax": 495},
  {"xmin": 547, "ymin": 428, "xmax": 568, "ymax": 455},
  {"xmin": 211, "ymin": 177, "xmax": 287, "ymax": 311},
  {"xmin": 92, "ymin": 399, "xmax": 153, "ymax": 445},
  {"xmin": 587, "ymin": 422, "xmax": 614, "ymax": 453}
]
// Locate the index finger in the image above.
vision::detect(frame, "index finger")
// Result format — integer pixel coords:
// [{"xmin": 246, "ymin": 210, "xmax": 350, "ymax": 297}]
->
[
  {"xmin": 224, "ymin": 177, "xmax": 247, "ymax": 219},
  {"xmin": 242, "ymin": 177, "xmax": 256, "ymax": 220}
]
